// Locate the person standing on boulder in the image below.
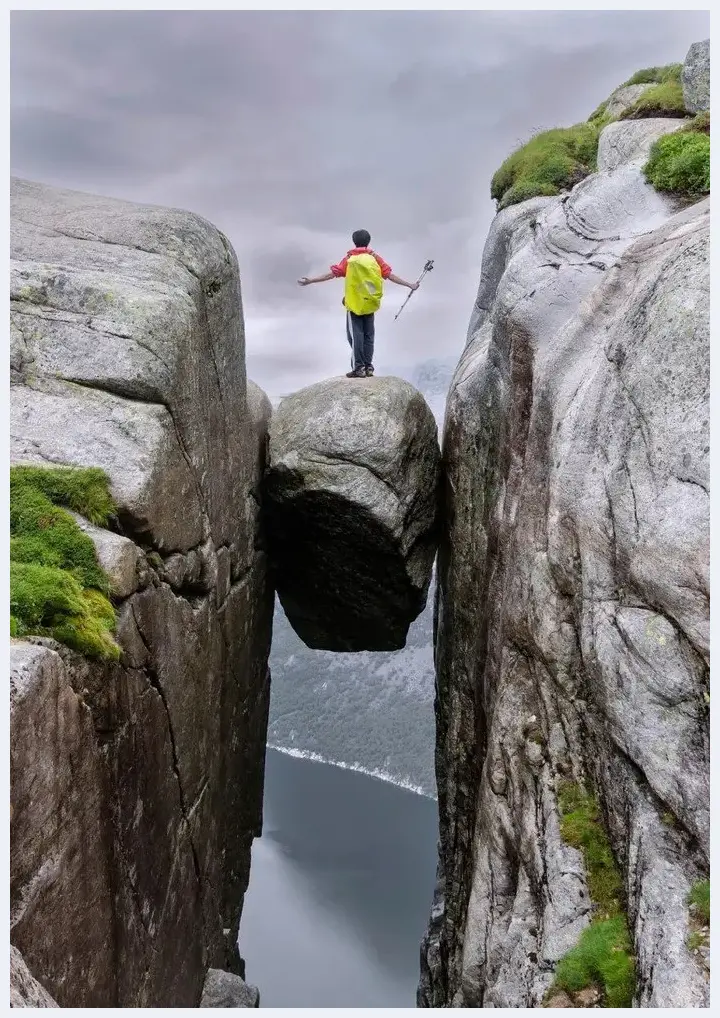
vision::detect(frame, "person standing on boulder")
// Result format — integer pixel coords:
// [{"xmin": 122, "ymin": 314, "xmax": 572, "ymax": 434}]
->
[{"xmin": 297, "ymin": 229, "xmax": 419, "ymax": 378}]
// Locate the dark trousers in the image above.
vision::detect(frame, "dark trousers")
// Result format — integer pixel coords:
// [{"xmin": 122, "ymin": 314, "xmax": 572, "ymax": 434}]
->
[{"xmin": 346, "ymin": 311, "xmax": 375, "ymax": 369}]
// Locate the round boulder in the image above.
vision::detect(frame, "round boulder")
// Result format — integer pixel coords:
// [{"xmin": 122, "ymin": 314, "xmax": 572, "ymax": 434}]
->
[{"xmin": 264, "ymin": 375, "xmax": 441, "ymax": 651}]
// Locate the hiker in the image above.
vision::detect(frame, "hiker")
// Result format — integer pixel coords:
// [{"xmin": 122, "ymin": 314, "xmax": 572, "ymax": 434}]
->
[{"xmin": 297, "ymin": 229, "xmax": 419, "ymax": 378}]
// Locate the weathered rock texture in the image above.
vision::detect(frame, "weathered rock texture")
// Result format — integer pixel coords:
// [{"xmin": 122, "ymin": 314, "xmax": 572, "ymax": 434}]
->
[
  {"xmin": 419, "ymin": 114, "xmax": 709, "ymax": 1007},
  {"xmin": 10, "ymin": 947, "xmax": 59, "ymax": 1008},
  {"xmin": 264, "ymin": 376, "xmax": 440, "ymax": 651},
  {"xmin": 200, "ymin": 968, "xmax": 260, "ymax": 1007},
  {"xmin": 682, "ymin": 39, "xmax": 710, "ymax": 113},
  {"xmin": 9, "ymin": 178, "xmax": 274, "ymax": 1007}
]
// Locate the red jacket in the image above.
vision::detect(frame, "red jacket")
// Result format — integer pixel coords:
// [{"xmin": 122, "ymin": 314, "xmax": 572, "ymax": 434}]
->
[{"xmin": 330, "ymin": 247, "xmax": 392, "ymax": 279}]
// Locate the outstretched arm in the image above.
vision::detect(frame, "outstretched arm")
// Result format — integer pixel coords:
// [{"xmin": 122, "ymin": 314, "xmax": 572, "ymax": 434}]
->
[
  {"xmin": 298, "ymin": 272, "xmax": 335, "ymax": 286},
  {"xmin": 387, "ymin": 272, "xmax": 419, "ymax": 290}
]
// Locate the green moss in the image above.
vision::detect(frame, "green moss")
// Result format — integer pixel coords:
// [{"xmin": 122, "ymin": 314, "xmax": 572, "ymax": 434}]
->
[
  {"xmin": 9, "ymin": 466, "xmax": 120, "ymax": 660},
  {"xmin": 622, "ymin": 62, "xmax": 682, "ymax": 87},
  {"xmin": 11, "ymin": 465, "xmax": 116, "ymax": 525},
  {"xmin": 553, "ymin": 916, "xmax": 635, "ymax": 1007},
  {"xmin": 491, "ymin": 123, "xmax": 600, "ymax": 210},
  {"xmin": 644, "ymin": 132, "xmax": 710, "ymax": 196},
  {"xmin": 546, "ymin": 783, "xmax": 636, "ymax": 1007},
  {"xmin": 620, "ymin": 79, "xmax": 687, "ymax": 120},
  {"xmin": 688, "ymin": 879, "xmax": 710, "ymax": 924},
  {"xmin": 557, "ymin": 784, "xmax": 624, "ymax": 917}
]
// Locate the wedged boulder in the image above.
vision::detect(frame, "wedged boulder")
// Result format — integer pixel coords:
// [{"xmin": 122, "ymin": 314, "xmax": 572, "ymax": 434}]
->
[
  {"xmin": 682, "ymin": 38, "xmax": 709, "ymax": 113},
  {"xmin": 264, "ymin": 376, "xmax": 440, "ymax": 651},
  {"xmin": 10, "ymin": 947, "xmax": 59, "ymax": 1008},
  {"xmin": 10, "ymin": 179, "xmax": 273, "ymax": 1006},
  {"xmin": 200, "ymin": 968, "xmax": 259, "ymax": 1007}
]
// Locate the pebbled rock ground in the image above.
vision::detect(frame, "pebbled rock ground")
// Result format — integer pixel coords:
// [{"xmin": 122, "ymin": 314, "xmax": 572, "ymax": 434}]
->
[
  {"xmin": 419, "ymin": 114, "xmax": 709, "ymax": 1008},
  {"xmin": 9, "ymin": 178, "xmax": 274, "ymax": 1007},
  {"xmin": 264, "ymin": 375, "xmax": 440, "ymax": 651}
]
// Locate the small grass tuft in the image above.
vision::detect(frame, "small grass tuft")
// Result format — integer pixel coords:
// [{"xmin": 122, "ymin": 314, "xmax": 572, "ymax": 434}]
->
[
  {"xmin": 644, "ymin": 131, "xmax": 710, "ymax": 197},
  {"xmin": 545, "ymin": 783, "xmax": 636, "ymax": 1007},
  {"xmin": 10, "ymin": 465, "xmax": 120, "ymax": 660},
  {"xmin": 491, "ymin": 123, "xmax": 600, "ymax": 210},
  {"xmin": 622, "ymin": 63, "xmax": 682, "ymax": 87},
  {"xmin": 553, "ymin": 916, "xmax": 635, "ymax": 1008},
  {"xmin": 681, "ymin": 111, "xmax": 710, "ymax": 135},
  {"xmin": 687, "ymin": 879, "xmax": 710, "ymax": 924},
  {"xmin": 557, "ymin": 783, "xmax": 624, "ymax": 917},
  {"xmin": 620, "ymin": 79, "xmax": 688, "ymax": 120}
]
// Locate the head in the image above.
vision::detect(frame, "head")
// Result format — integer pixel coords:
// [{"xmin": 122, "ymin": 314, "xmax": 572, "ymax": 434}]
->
[{"xmin": 352, "ymin": 229, "xmax": 371, "ymax": 249}]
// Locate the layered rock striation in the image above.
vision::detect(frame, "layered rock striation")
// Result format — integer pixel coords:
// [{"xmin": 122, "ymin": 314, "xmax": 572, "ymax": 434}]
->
[
  {"xmin": 420, "ymin": 67, "xmax": 709, "ymax": 1010},
  {"xmin": 264, "ymin": 376, "xmax": 440, "ymax": 651},
  {"xmin": 10, "ymin": 178, "xmax": 274, "ymax": 1007}
]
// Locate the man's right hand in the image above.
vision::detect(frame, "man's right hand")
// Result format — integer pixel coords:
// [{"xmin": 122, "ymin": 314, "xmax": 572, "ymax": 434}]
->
[{"xmin": 297, "ymin": 277, "xmax": 311, "ymax": 286}]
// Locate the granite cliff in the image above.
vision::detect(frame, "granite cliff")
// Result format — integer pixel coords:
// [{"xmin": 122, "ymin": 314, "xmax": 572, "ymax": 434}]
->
[
  {"xmin": 10, "ymin": 178, "xmax": 272, "ymax": 1006},
  {"xmin": 419, "ymin": 39, "xmax": 709, "ymax": 1009}
]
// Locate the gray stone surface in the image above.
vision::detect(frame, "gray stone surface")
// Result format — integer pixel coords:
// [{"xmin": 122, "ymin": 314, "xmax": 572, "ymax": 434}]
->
[
  {"xmin": 420, "ymin": 145, "xmax": 709, "ymax": 1006},
  {"xmin": 71, "ymin": 512, "xmax": 145, "ymax": 598},
  {"xmin": 9, "ymin": 179, "xmax": 274, "ymax": 1007},
  {"xmin": 265, "ymin": 375, "xmax": 440, "ymax": 651},
  {"xmin": 682, "ymin": 39, "xmax": 710, "ymax": 113},
  {"xmin": 200, "ymin": 968, "xmax": 259, "ymax": 1007},
  {"xmin": 10, "ymin": 946, "xmax": 59, "ymax": 1008},
  {"xmin": 597, "ymin": 118, "xmax": 686, "ymax": 173},
  {"xmin": 603, "ymin": 82, "xmax": 652, "ymax": 118}
]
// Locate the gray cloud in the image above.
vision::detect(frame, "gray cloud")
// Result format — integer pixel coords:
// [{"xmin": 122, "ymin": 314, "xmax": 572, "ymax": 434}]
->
[{"xmin": 11, "ymin": 10, "xmax": 709, "ymax": 399}]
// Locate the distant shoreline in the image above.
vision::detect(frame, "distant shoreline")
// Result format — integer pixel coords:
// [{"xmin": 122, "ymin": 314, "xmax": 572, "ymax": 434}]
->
[{"xmin": 267, "ymin": 743, "xmax": 438, "ymax": 802}]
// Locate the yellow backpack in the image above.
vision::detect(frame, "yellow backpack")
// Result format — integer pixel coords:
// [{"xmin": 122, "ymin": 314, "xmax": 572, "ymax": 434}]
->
[{"xmin": 344, "ymin": 252, "xmax": 383, "ymax": 315}]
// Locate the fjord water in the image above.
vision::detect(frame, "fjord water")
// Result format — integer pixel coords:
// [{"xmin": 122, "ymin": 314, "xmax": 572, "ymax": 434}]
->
[{"xmin": 238, "ymin": 748, "xmax": 438, "ymax": 1007}]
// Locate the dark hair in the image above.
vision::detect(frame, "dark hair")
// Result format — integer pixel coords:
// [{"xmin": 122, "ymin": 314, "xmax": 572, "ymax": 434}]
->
[{"xmin": 352, "ymin": 229, "xmax": 371, "ymax": 248}]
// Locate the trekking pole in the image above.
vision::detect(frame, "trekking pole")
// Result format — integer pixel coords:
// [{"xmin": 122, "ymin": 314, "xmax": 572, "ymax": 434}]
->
[{"xmin": 394, "ymin": 259, "xmax": 434, "ymax": 320}]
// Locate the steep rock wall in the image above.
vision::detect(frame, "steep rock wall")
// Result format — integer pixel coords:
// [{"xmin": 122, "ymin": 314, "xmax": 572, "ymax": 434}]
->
[
  {"xmin": 420, "ymin": 118, "xmax": 709, "ymax": 1006},
  {"xmin": 9, "ymin": 179, "xmax": 274, "ymax": 1007}
]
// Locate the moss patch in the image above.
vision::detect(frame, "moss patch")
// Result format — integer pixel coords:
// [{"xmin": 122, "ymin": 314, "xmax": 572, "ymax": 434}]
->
[
  {"xmin": 553, "ymin": 916, "xmax": 635, "ymax": 1008},
  {"xmin": 491, "ymin": 123, "xmax": 600, "ymax": 210},
  {"xmin": 644, "ymin": 131, "xmax": 710, "ymax": 197},
  {"xmin": 545, "ymin": 783, "xmax": 635, "ymax": 1007},
  {"xmin": 620, "ymin": 79, "xmax": 687, "ymax": 120},
  {"xmin": 622, "ymin": 63, "xmax": 682, "ymax": 87},
  {"xmin": 688, "ymin": 879, "xmax": 710, "ymax": 924},
  {"xmin": 10, "ymin": 465, "xmax": 120, "ymax": 660}
]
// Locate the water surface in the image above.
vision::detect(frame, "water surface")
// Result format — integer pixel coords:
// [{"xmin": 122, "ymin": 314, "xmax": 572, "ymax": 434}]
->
[{"xmin": 239, "ymin": 748, "xmax": 438, "ymax": 1007}]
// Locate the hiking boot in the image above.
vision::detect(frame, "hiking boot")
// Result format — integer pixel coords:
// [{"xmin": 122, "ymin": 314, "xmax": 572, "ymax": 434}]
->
[
  {"xmin": 346, "ymin": 366, "xmax": 366, "ymax": 378},
  {"xmin": 365, "ymin": 365, "xmax": 375, "ymax": 376}
]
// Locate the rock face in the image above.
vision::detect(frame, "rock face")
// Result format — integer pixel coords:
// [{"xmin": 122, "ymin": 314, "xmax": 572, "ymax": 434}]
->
[
  {"xmin": 200, "ymin": 968, "xmax": 260, "ymax": 1007},
  {"xmin": 9, "ymin": 178, "xmax": 274, "ymax": 1007},
  {"xmin": 682, "ymin": 39, "xmax": 710, "ymax": 113},
  {"xmin": 602, "ymin": 82, "xmax": 652, "ymax": 118},
  {"xmin": 596, "ymin": 118, "xmax": 685, "ymax": 173},
  {"xmin": 264, "ymin": 376, "xmax": 440, "ymax": 651},
  {"xmin": 419, "ymin": 119, "xmax": 709, "ymax": 1007},
  {"xmin": 10, "ymin": 947, "xmax": 59, "ymax": 1008}
]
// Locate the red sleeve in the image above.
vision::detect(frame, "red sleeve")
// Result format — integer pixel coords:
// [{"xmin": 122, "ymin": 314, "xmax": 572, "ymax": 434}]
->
[
  {"xmin": 330, "ymin": 256, "xmax": 348, "ymax": 277},
  {"xmin": 373, "ymin": 252, "xmax": 392, "ymax": 279}
]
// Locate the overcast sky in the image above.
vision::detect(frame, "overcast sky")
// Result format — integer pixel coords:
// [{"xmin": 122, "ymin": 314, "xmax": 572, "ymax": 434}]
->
[{"xmin": 11, "ymin": 10, "xmax": 709, "ymax": 399}]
